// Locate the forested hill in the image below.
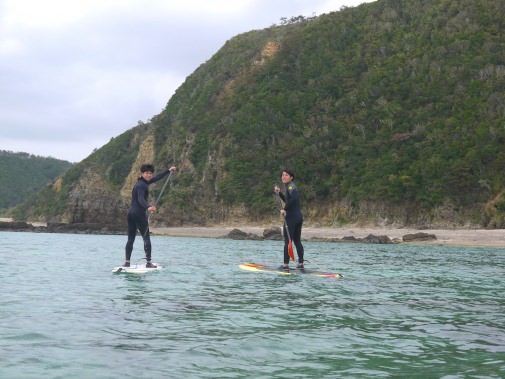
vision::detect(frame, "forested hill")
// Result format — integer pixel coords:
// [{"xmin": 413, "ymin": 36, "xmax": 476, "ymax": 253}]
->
[
  {"xmin": 10, "ymin": 0, "xmax": 505, "ymax": 228},
  {"xmin": 0, "ymin": 151, "xmax": 72, "ymax": 211}
]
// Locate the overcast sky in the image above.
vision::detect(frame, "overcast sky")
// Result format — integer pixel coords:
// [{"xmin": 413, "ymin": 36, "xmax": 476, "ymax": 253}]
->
[{"xmin": 0, "ymin": 0, "xmax": 373, "ymax": 162}]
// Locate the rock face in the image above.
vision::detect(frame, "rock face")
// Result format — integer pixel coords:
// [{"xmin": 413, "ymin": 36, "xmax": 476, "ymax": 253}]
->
[
  {"xmin": 363, "ymin": 234, "xmax": 394, "ymax": 244},
  {"xmin": 45, "ymin": 223, "xmax": 125, "ymax": 235},
  {"xmin": 225, "ymin": 228, "xmax": 263, "ymax": 240},
  {"xmin": 402, "ymin": 232, "xmax": 437, "ymax": 242},
  {"xmin": 0, "ymin": 221, "xmax": 35, "ymax": 231},
  {"xmin": 222, "ymin": 227, "xmax": 397, "ymax": 245},
  {"xmin": 263, "ymin": 227, "xmax": 283, "ymax": 240},
  {"xmin": 308, "ymin": 234, "xmax": 394, "ymax": 244},
  {"xmin": 120, "ymin": 134, "xmax": 156, "ymax": 200},
  {"xmin": 1, "ymin": 222, "xmax": 437, "ymax": 245},
  {"xmin": 65, "ymin": 167, "xmax": 128, "ymax": 225},
  {"xmin": 0, "ymin": 221, "xmax": 125, "ymax": 235}
]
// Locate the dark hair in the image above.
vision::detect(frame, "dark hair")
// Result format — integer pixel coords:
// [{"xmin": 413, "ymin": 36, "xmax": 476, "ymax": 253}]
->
[
  {"xmin": 281, "ymin": 168, "xmax": 295, "ymax": 180},
  {"xmin": 141, "ymin": 164, "xmax": 155, "ymax": 173}
]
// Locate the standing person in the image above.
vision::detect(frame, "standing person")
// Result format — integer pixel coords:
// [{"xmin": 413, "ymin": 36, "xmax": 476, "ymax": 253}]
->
[
  {"xmin": 274, "ymin": 169, "xmax": 304, "ymax": 270},
  {"xmin": 123, "ymin": 164, "xmax": 177, "ymax": 268}
]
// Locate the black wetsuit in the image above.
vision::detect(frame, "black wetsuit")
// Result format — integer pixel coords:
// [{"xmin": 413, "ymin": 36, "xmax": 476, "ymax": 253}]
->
[
  {"xmin": 125, "ymin": 170, "xmax": 170, "ymax": 262},
  {"xmin": 279, "ymin": 181, "xmax": 304, "ymax": 264}
]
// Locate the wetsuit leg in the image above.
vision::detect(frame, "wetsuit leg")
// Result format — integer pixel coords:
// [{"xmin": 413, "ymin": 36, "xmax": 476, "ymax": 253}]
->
[
  {"xmin": 143, "ymin": 233, "xmax": 152, "ymax": 261},
  {"xmin": 135, "ymin": 215, "xmax": 152, "ymax": 261},
  {"xmin": 283, "ymin": 224, "xmax": 291, "ymax": 264},
  {"xmin": 125, "ymin": 212, "xmax": 137, "ymax": 261},
  {"xmin": 125, "ymin": 210, "xmax": 152, "ymax": 261},
  {"xmin": 292, "ymin": 222, "xmax": 304, "ymax": 263}
]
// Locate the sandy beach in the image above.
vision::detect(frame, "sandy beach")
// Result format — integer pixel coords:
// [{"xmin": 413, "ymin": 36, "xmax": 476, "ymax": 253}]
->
[{"xmin": 152, "ymin": 225, "xmax": 505, "ymax": 248}]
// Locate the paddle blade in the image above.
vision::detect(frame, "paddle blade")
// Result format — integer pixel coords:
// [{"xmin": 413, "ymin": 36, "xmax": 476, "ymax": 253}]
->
[{"xmin": 288, "ymin": 240, "xmax": 295, "ymax": 261}]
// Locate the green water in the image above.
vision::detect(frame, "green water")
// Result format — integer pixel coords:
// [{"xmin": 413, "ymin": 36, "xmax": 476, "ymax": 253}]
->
[{"xmin": 1, "ymin": 232, "xmax": 504, "ymax": 378}]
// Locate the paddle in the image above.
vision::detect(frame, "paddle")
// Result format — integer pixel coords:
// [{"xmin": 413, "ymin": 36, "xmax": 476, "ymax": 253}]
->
[
  {"xmin": 276, "ymin": 192, "xmax": 295, "ymax": 262},
  {"xmin": 143, "ymin": 170, "xmax": 174, "ymax": 237},
  {"xmin": 148, "ymin": 170, "xmax": 174, "ymax": 222}
]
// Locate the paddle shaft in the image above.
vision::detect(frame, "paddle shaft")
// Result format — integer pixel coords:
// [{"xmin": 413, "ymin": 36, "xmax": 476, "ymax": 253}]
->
[
  {"xmin": 144, "ymin": 170, "xmax": 174, "ymax": 236},
  {"xmin": 150, "ymin": 171, "xmax": 173, "ymax": 211}
]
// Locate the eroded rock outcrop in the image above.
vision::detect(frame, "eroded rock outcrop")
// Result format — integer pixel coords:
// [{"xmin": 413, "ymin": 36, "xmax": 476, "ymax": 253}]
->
[{"xmin": 402, "ymin": 232, "xmax": 437, "ymax": 242}]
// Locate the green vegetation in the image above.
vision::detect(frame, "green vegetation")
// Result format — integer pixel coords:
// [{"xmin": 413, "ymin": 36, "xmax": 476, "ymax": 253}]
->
[
  {"xmin": 10, "ymin": 0, "xmax": 505, "ymax": 226},
  {"xmin": 0, "ymin": 151, "xmax": 72, "ymax": 212},
  {"xmin": 151, "ymin": 0, "xmax": 505, "ymax": 224}
]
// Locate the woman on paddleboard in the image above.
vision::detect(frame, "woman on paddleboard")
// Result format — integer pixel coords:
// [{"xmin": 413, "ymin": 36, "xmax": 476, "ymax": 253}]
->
[
  {"xmin": 274, "ymin": 169, "xmax": 304, "ymax": 270},
  {"xmin": 123, "ymin": 163, "xmax": 176, "ymax": 268}
]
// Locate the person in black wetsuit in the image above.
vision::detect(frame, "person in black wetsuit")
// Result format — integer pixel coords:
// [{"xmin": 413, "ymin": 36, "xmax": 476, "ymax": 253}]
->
[
  {"xmin": 123, "ymin": 163, "xmax": 177, "ymax": 268},
  {"xmin": 274, "ymin": 169, "xmax": 304, "ymax": 270}
]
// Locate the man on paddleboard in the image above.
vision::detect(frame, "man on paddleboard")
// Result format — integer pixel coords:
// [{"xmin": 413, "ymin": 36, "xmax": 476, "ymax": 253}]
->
[
  {"xmin": 274, "ymin": 169, "xmax": 304, "ymax": 270},
  {"xmin": 123, "ymin": 163, "xmax": 176, "ymax": 268}
]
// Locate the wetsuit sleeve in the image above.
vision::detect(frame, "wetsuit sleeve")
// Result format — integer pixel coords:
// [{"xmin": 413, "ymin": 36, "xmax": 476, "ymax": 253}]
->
[
  {"xmin": 284, "ymin": 185, "xmax": 299, "ymax": 212},
  {"xmin": 136, "ymin": 182, "xmax": 150, "ymax": 209},
  {"xmin": 149, "ymin": 170, "xmax": 170, "ymax": 184}
]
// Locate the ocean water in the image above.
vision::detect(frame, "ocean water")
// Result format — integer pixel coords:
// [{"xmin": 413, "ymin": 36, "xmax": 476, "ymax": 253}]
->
[{"xmin": 1, "ymin": 231, "xmax": 504, "ymax": 379}]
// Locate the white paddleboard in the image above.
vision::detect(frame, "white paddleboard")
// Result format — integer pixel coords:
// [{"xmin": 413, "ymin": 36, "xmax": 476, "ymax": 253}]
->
[{"xmin": 111, "ymin": 263, "xmax": 162, "ymax": 274}]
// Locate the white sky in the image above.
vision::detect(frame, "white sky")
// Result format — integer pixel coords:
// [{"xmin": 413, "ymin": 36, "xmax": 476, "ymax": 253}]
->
[{"xmin": 0, "ymin": 0, "xmax": 374, "ymax": 162}]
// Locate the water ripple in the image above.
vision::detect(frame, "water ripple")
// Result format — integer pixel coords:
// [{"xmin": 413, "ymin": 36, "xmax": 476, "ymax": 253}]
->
[{"xmin": 1, "ymin": 232, "xmax": 504, "ymax": 378}]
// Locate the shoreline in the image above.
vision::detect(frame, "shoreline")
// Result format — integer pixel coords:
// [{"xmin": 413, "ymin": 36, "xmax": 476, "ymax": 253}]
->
[
  {"xmin": 2, "ymin": 218, "xmax": 505, "ymax": 248},
  {"xmin": 152, "ymin": 225, "xmax": 505, "ymax": 248}
]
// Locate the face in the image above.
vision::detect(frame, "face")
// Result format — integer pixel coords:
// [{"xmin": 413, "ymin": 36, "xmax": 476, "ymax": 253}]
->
[
  {"xmin": 281, "ymin": 171, "xmax": 293, "ymax": 184},
  {"xmin": 142, "ymin": 171, "xmax": 153, "ymax": 180}
]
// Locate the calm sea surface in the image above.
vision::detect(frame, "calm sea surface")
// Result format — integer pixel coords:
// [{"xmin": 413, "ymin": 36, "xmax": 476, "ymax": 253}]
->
[{"xmin": 1, "ymin": 231, "xmax": 504, "ymax": 378}]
